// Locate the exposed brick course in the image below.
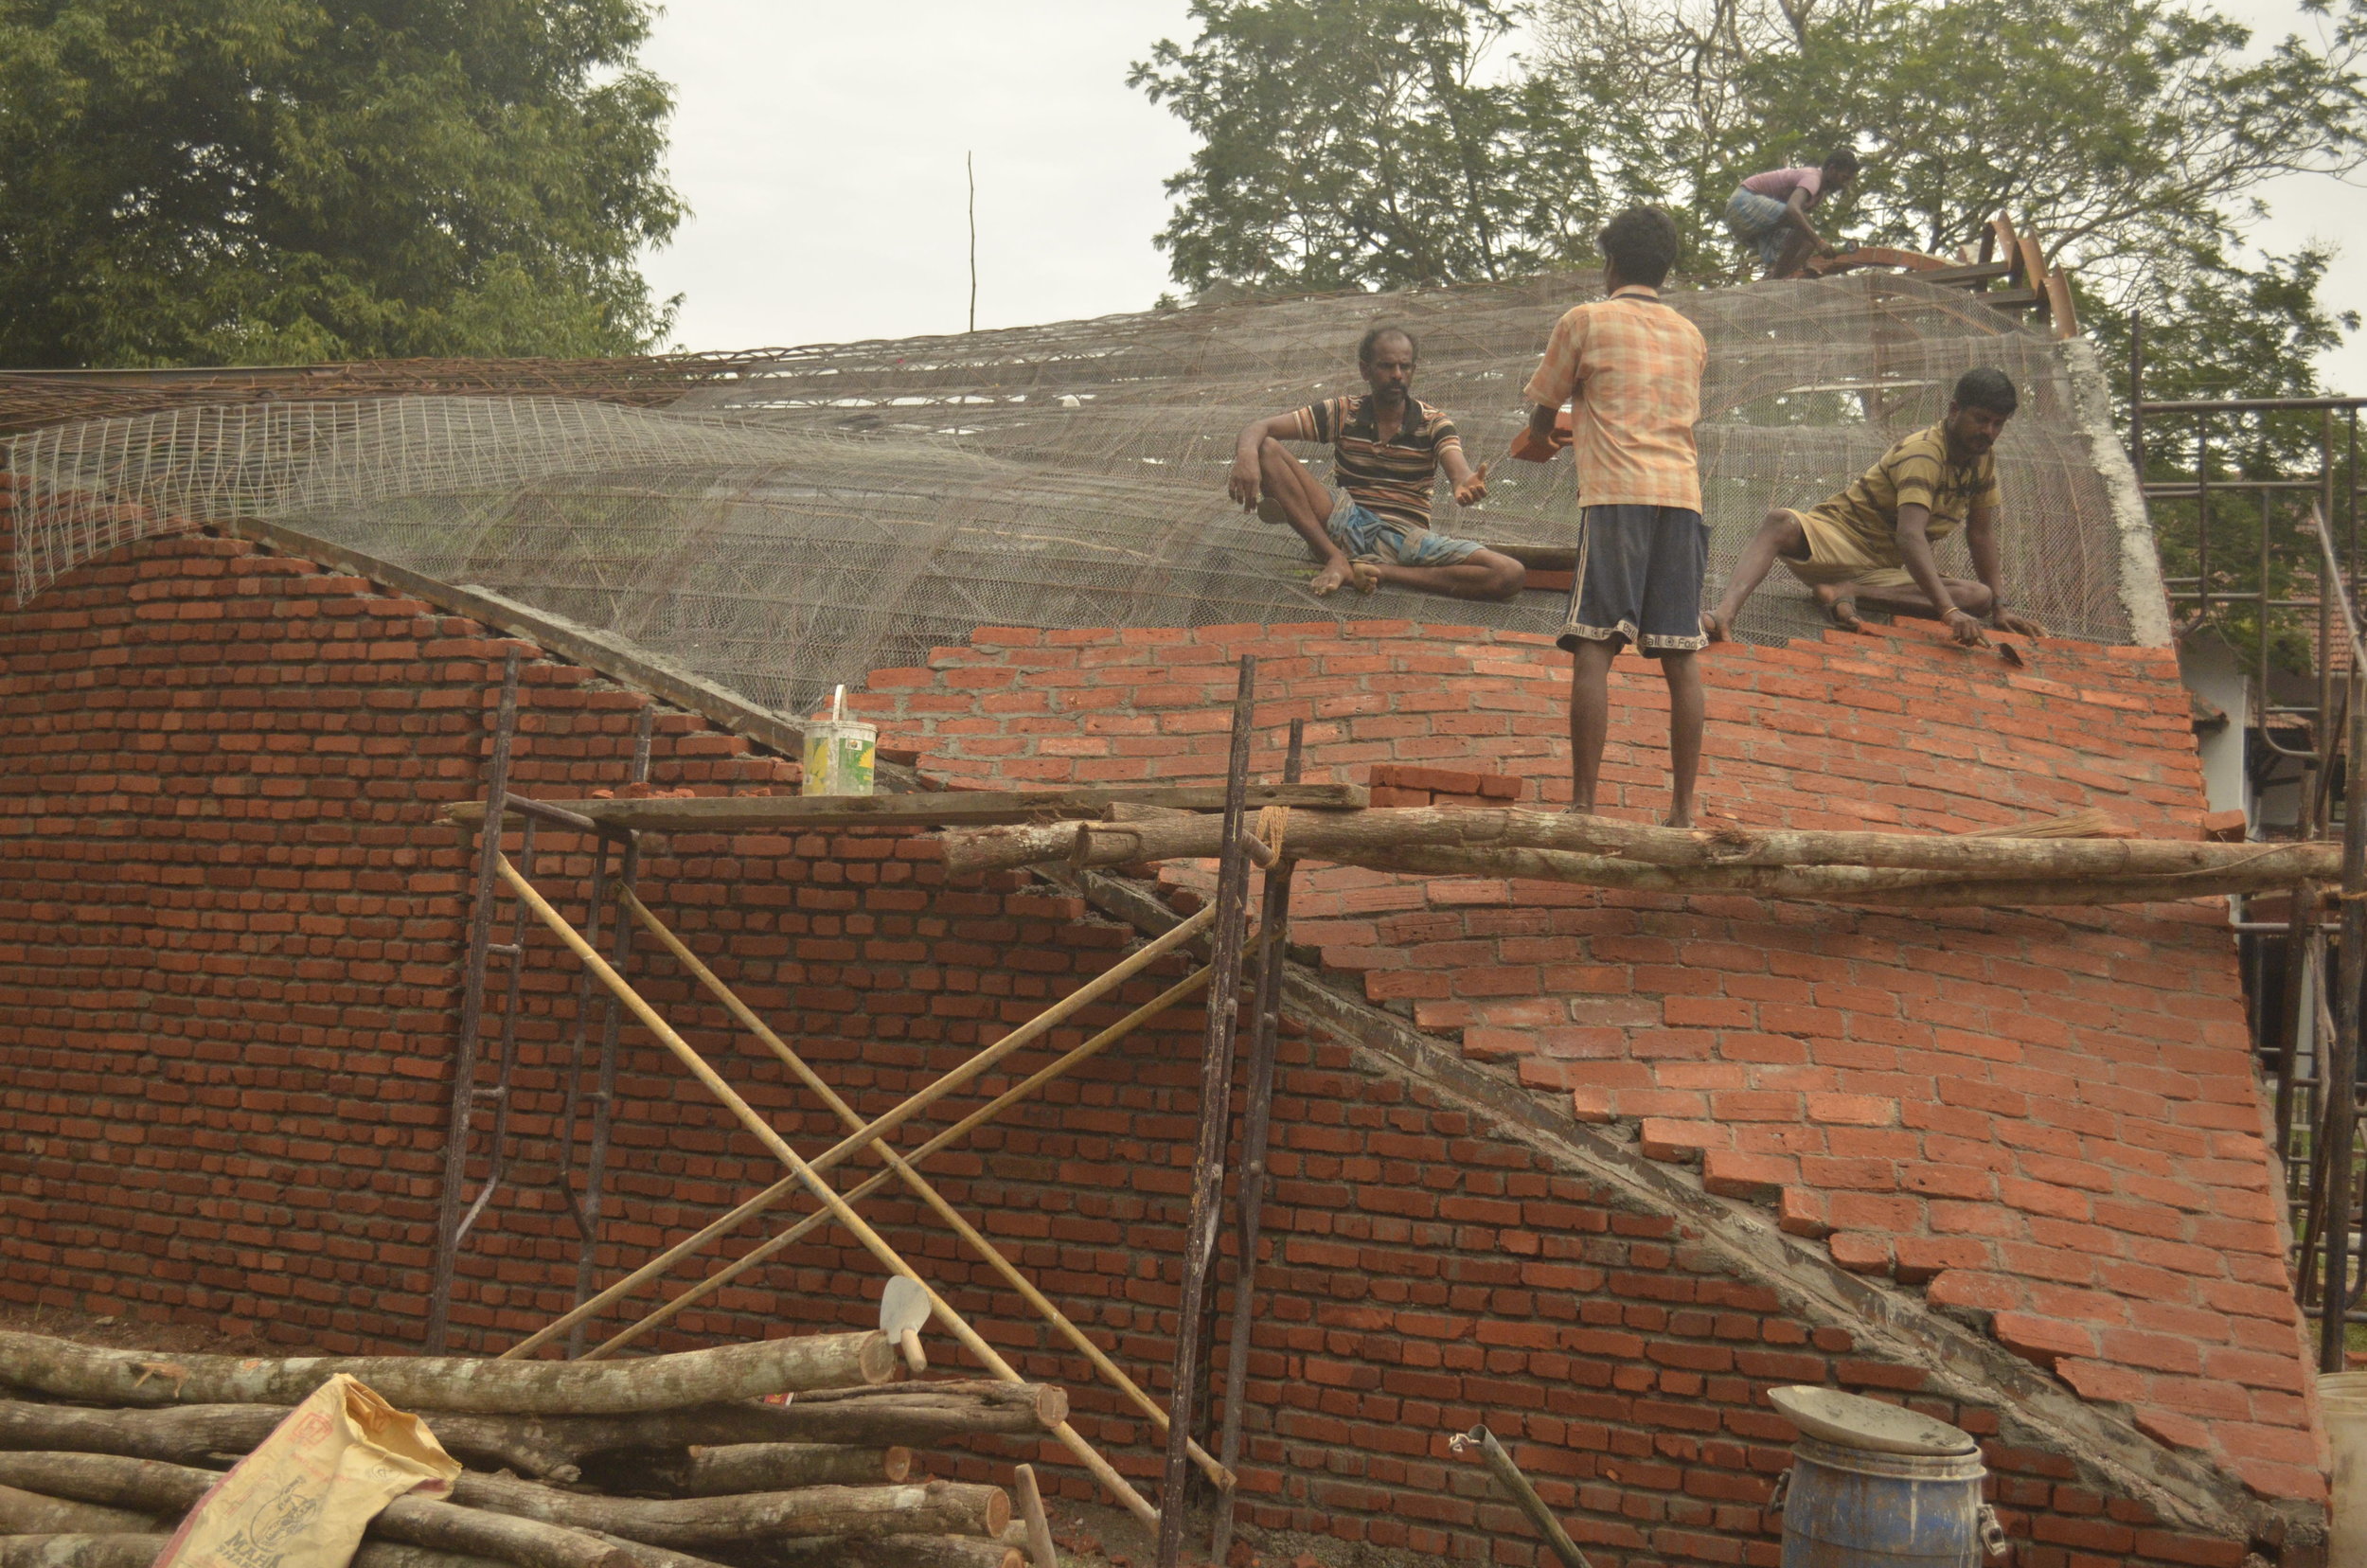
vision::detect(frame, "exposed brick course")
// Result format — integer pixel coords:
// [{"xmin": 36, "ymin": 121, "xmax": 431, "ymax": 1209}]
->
[{"xmin": 0, "ymin": 517, "xmax": 2312, "ymax": 1563}]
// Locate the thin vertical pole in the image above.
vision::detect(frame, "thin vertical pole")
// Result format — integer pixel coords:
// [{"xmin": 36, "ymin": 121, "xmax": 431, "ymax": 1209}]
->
[
  {"xmin": 426, "ymin": 648, "xmax": 522, "ymax": 1352},
  {"xmin": 1155, "ymin": 657, "xmax": 1258, "ymax": 1568},
  {"xmin": 967, "ymin": 151, "xmax": 978, "ymax": 334},
  {"xmin": 2322, "ymin": 665, "xmax": 2367, "ymax": 1372},
  {"xmin": 569, "ymin": 702, "xmax": 653, "ymax": 1356},
  {"xmin": 1209, "ymin": 718, "xmax": 1304, "ymax": 1566},
  {"xmin": 2197, "ymin": 415, "xmax": 2212, "ymax": 622},
  {"xmin": 2127, "ymin": 313, "xmax": 2145, "ymax": 476}
]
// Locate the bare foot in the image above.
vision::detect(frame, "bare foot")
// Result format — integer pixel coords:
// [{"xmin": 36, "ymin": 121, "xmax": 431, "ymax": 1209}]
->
[
  {"xmin": 1811, "ymin": 583, "xmax": 1864, "ymax": 633},
  {"xmin": 1349, "ymin": 558, "xmax": 1384, "ymax": 595},
  {"xmin": 1256, "ymin": 495, "xmax": 1289, "ymax": 526},
  {"xmin": 1308, "ymin": 558, "xmax": 1352, "ymax": 597},
  {"xmin": 1665, "ymin": 809, "xmax": 1694, "ymax": 829},
  {"xmin": 1700, "ymin": 609, "xmax": 1732, "ymax": 643}
]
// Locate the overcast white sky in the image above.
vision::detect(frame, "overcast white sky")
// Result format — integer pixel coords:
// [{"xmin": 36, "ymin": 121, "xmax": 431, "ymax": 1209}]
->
[{"xmin": 638, "ymin": 0, "xmax": 2367, "ymax": 391}]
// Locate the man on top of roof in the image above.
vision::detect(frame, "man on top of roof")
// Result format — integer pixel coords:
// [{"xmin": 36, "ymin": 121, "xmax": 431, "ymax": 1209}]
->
[
  {"xmin": 1228, "ymin": 327, "xmax": 1525, "ymax": 601},
  {"xmin": 1512, "ymin": 205, "xmax": 1710, "ymax": 828},
  {"xmin": 1725, "ymin": 149, "xmax": 1860, "ymax": 280},
  {"xmin": 1700, "ymin": 366, "xmax": 2049, "ymax": 645}
]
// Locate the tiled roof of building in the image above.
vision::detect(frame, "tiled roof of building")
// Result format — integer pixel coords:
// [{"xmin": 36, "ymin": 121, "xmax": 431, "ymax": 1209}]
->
[{"xmin": 853, "ymin": 615, "xmax": 2321, "ymax": 1504}]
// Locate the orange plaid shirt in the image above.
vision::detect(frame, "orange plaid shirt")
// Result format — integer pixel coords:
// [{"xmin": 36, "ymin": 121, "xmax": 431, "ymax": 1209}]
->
[{"xmin": 1521, "ymin": 285, "xmax": 1706, "ymax": 511}]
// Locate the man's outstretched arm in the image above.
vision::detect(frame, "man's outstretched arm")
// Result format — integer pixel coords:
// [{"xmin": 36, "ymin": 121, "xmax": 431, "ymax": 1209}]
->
[
  {"xmin": 1230, "ymin": 413, "xmax": 1305, "ymax": 508},
  {"xmin": 1784, "ymin": 187, "xmax": 1826, "ymax": 252},
  {"xmin": 1439, "ymin": 440, "xmax": 1489, "ymax": 506},
  {"xmin": 1894, "ymin": 502, "xmax": 1984, "ymax": 647},
  {"xmin": 1965, "ymin": 506, "xmax": 2045, "ymax": 636}
]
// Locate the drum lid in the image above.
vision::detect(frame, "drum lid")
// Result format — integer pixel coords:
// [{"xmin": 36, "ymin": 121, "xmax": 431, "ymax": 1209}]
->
[{"xmin": 1769, "ymin": 1386, "xmax": 1978, "ymax": 1456}]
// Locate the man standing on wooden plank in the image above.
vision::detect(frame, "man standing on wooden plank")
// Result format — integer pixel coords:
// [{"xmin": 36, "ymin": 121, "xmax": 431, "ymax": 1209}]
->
[
  {"xmin": 1724, "ymin": 149, "xmax": 1859, "ymax": 279},
  {"xmin": 1513, "ymin": 205, "xmax": 1710, "ymax": 828},
  {"xmin": 1229, "ymin": 326, "xmax": 1525, "ymax": 601},
  {"xmin": 1700, "ymin": 367, "xmax": 2049, "ymax": 646}
]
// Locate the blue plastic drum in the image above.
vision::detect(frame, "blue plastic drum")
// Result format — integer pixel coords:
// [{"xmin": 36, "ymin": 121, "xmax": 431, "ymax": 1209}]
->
[
  {"xmin": 1770, "ymin": 1385, "xmax": 1993, "ymax": 1568},
  {"xmin": 1777, "ymin": 1434, "xmax": 1985, "ymax": 1567}
]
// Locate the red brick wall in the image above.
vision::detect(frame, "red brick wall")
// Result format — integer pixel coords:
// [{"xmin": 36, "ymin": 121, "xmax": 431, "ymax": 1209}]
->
[
  {"xmin": 847, "ymin": 617, "xmax": 2323, "ymax": 1514},
  {"xmin": 0, "ymin": 520, "xmax": 2283, "ymax": 1566}
]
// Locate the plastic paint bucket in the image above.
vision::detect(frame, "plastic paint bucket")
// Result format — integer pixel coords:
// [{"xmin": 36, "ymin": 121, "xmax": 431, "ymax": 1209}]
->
[{"xmin": 800, "ymin": 686, "xmax": 876, "ymax": 797}]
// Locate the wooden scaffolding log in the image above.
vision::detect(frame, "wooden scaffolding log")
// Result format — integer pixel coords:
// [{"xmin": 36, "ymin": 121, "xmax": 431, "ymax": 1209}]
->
[
  {"xmin": 938, "ymin": 805, "xmax": 2330, "ymax": 906},
  {"xmin": 1154, "ymin": 657, "xmax": 1261, "ymax": 1568},
  {"xmin": 1208, "ymin": 719, "xmax": 1305, "ymax": 1565}
]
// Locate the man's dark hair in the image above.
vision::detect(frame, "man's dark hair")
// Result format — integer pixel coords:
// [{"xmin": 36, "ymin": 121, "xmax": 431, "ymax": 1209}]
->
[
  {"xmin": 1952, "ymin": 367, "xmax": 2018, "ymax": 417},
  {"xmin": 1823, "ymin": 148, "xmax": 1861, "ymax": 177},
  {"xmin": 1358, "ymin": 324, "xmax": 1416, "ymax": 365},
  {"xmin": 1598, "ymin": 206, "xmax": 1680, "ymax": 288}
]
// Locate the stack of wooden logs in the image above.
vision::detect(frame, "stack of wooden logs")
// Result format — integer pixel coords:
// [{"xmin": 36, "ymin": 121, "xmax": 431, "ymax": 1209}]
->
[{"xmin": 0, "ymin": 1331, "xmax": 1069, "ymax": 1568}]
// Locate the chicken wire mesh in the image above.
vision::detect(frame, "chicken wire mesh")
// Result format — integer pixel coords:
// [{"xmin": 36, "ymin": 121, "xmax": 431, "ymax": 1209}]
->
[{"xmin": 9, "ymin": 272, "xmax": 2131, "ymax": 717}]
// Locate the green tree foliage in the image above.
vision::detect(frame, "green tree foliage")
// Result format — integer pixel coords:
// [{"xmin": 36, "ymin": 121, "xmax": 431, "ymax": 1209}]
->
[
  {"xmin": 0, "ymin": 0, "xmax": 685, "ymax": 367},
  {"xmin": 1129, "ymin": 0, "xmax": 1622, "ymax": 292}
]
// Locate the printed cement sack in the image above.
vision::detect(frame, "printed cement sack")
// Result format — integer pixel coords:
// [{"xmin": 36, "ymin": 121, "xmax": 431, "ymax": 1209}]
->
[{"xmin": 156, "ymin": 1373, "xmax": 460, "ymax": 1568}]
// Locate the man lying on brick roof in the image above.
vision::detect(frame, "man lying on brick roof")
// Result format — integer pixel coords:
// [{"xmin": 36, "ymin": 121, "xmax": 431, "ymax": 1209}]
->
[
  {"xmin": 1700, "ymin": 366, "xmax": 2050, "ymax": 646},
  {"xmin": 1227, "ymin": 326, "xmax": 1525, "ymax": 601},
  {"xmin": 1512, "ymin": 205, "xmax": 1710, "ymax": 829}
]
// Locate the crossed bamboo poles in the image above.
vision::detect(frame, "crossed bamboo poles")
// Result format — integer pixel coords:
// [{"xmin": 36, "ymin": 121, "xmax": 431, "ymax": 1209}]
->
[{"xmin": 488, "ymin": 851, "xmax": 1248, "ymax": 1529}]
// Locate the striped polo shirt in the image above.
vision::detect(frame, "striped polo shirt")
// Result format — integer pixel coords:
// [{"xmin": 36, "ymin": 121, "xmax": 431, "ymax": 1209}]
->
[{"xmin": 1285, "ymin": 394, "xmax": 1462, "ymax": 529}]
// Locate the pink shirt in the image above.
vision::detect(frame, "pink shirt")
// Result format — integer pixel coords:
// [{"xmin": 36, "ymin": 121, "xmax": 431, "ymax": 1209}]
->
[{"xmin": 1741, "ymin": 166, "xmax": 1824, "ymax": 206}]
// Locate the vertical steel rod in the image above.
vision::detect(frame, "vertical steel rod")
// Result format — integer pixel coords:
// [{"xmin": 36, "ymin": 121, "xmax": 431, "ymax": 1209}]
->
[
  {"xmin": 1155, "ymin": 656, "xmax": 1258, "ymax": 1568},
  {"xmin": 426, "ymin": 648, "xmax": 522, "ymax": 1352},
  {"xmin": 2323, "ymin": 665, "xmax": 2367, "ymax": 1373},
  {"xmin": 1208, "ymin": 717, "xmax": 1303, "ymax": 1566}
]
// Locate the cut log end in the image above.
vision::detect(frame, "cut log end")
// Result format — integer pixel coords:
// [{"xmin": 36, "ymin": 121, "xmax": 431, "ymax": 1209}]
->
[{"xmin": 852, "ymin": 1330, "xmax": 898, "ymax": 1388}]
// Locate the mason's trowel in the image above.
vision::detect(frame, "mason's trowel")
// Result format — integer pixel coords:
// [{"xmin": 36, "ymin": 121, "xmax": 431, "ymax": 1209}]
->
[{"xmin": 881, "ymin": 1275, "xmax": 931, "ymax": 1375}]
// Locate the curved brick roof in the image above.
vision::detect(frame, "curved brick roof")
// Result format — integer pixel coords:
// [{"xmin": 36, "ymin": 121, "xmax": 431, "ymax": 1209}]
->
[{"xmin": 853, "ymin": 615, "xmax": 2321, "ymax": 1505}]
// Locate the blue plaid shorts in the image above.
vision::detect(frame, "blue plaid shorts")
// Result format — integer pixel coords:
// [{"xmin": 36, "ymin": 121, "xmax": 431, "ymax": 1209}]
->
[
  {"xmin": 1326, "ymin": 491, "xmax": 1483, "ymax": 568},
  {"xmin": 1726, "ymin": 187, "xmax": 1792, "ymax": 270}
]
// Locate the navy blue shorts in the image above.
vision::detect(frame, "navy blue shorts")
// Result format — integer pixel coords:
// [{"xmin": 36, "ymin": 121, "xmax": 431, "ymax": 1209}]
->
[{"xmin": 1558, "ymin": 504, "xmax": 1709, "ymax": 658}]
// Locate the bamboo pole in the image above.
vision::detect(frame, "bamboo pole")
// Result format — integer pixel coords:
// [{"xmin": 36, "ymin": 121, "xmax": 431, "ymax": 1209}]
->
[
  {"xmin": 585, "ymin": 963, "xmax": 1216, "ymax": 1361},
  {"xmin": 504, "ymin": 902, "xmax": 1217, "ymax": 1360},
  {"xmin": 621, "ymin": 890, "xmax": 1235, "ymax": 1490},
  {"xmin": 496, "ymin": 858, "xmax": 1162, "ymax": 1532},
  {"xmin": 1012, "ymin": 1466, "xmax": 1057, "ymax": 1568}
]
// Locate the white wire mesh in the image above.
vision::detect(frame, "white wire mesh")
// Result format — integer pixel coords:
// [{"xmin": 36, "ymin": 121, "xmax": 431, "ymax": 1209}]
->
[{"xmin": 10, "ymin": 272, "xmax": 2129, "ymax": 715}]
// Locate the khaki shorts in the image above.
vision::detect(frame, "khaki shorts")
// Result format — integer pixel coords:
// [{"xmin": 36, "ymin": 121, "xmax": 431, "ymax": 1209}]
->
[{"xmin": 1775, "ymin": 507, "xmax": 1920, "ymax": 591}]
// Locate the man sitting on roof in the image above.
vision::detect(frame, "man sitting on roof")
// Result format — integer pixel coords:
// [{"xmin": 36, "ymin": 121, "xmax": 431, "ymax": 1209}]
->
[
  {"xmin": 1725, "ymin": 150, "xmax": 1859, "ymax": 280},
  {"xmin": 1700, "ymin": 366, "xmax": 2049, "ymax": 646},
  {"xmin": 1228, "ymin": 327, "xmax": 1525, "ymax": 601}
]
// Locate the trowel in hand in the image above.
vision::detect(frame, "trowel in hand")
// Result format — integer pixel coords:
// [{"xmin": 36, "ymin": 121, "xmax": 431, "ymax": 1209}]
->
[{"xmin": 881, "ymin": 1275, "xmax": 931, "ymax": 1376}]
